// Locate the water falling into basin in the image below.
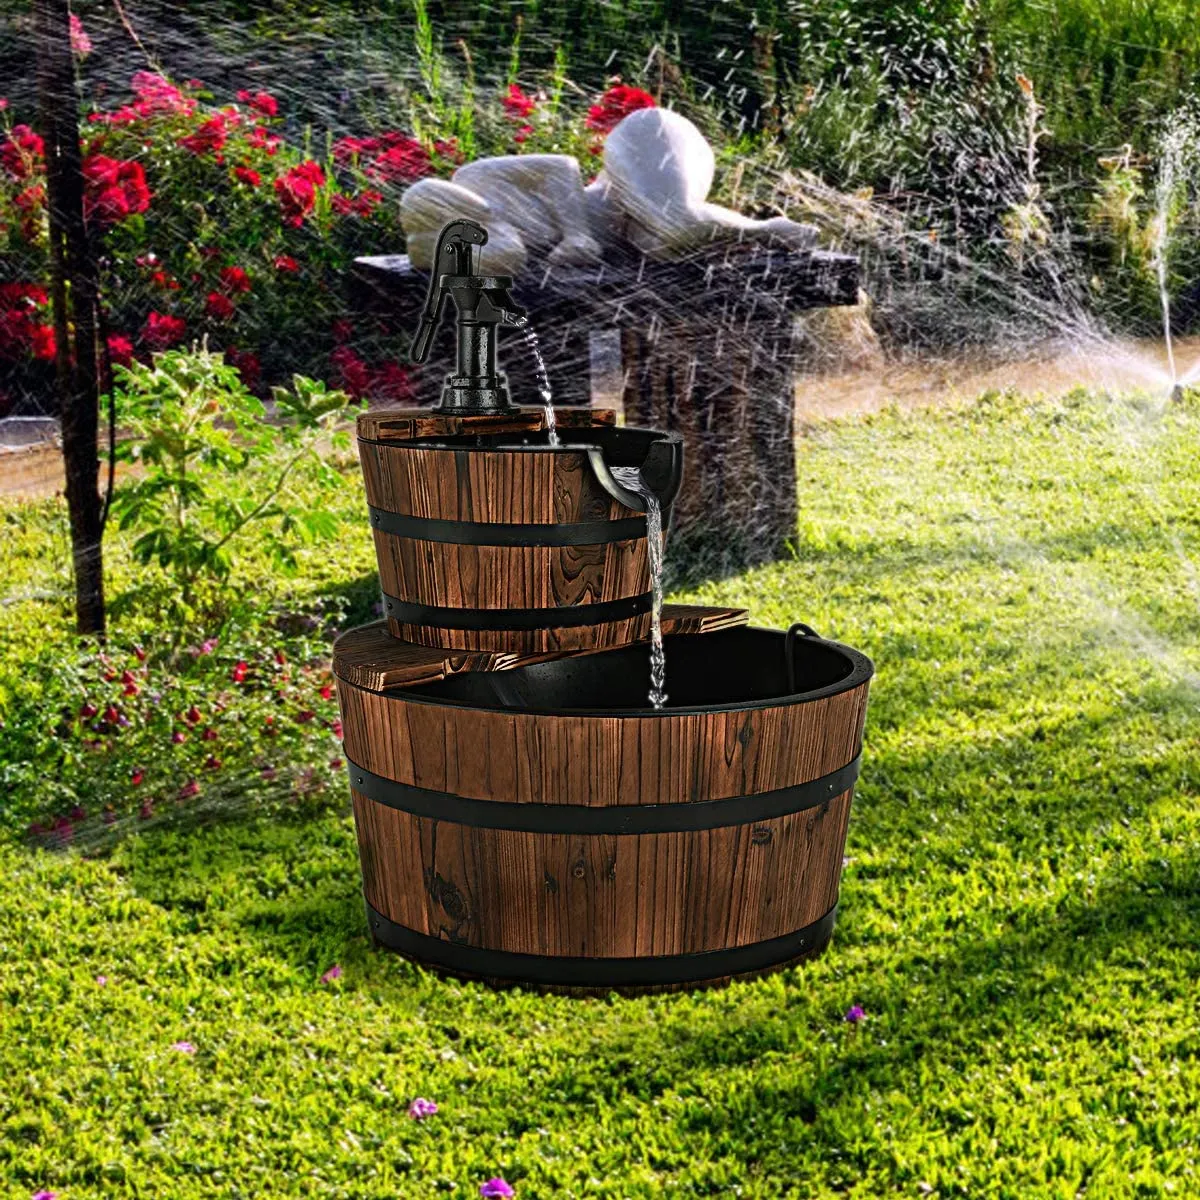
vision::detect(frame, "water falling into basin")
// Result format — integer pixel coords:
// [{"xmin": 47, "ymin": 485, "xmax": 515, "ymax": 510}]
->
[
  {"xmin": 513, "ymin": 316, "xmax": 558, "ymax": 445},
  {"xmin": 610, "ymin": 465, "xmax": 667, "ymax": 708}
]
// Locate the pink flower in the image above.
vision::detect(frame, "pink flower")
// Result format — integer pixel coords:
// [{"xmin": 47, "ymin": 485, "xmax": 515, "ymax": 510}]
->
[
  {"xmin": 261, "ymin": 765, "xmax": 277, "ymax": 781},
  {"xmin": 275, "ymin": 160, "xmax": 325, "ymax": 227},
  {"xmin": 236, "ymin": 89, "xmax": 279, "ymax": 118},
  {"xmin": 274, "ymin": 254, "xmax": 299, "ymax": 272},
  {"xmin": 320, "ymin": 964, "xmax": 342, "ymax": 984},
  {"xmin": 131, "ymin": 72, "xmax": 195, "ymax": 117},
  {"xmin": 845, "ymin": 1004, "xmax": 866, "ymax": 1023},
  {"xmin": 95, "ymin": 975, "xmax": 108, "ymax": 986},
  {"xmin": 407, "ymin": 1097, "xmax": 438, "ymax": 1120},
  {"xmin": 331, "ymin": 719, "xmax": 344, "ymax": 739},
  {"xmin": 70, "ymin": 12, "xmax": 92, "ymax": 55},
  {"xmin": 141, "ymin": 311, "xmax": 187, "ymax": 350},
  {"xmin": 205, "ymin": 291, "xmax": 235, "ymax": 321},
  {"xmin": 480, "ymin": 1179, "xmax": 515, "ymax": 1198},
  {"xmin": 233, "ymin": 164, "xmax": 261, "ymax": 187},
  {"xmin": 32, "ymin": 1191, "xmax": 59, "ymax": 1200},
  {"xmin": 199, "ymin": 638, "xmax": 218, "ymax": 655},
  {"xmin": 171, "ymin": 1040, "xmax": 196, "ymax": 1054},
  {"xmin": 177, "ymin": 779, "xmax": 200, "ymax": 800},
  {"xmin": 201, "ymin": 726, "xmax": 218, "ymax": 742},
  {"xmin": 295, "ymin": 709, "xmax": 315, "ymax": 724},
  {"xmin": 171, "ymin": 730, "xmax": 187, "ymax": 744},
  {"xmin": 586, "ymin": 83, "xmax": 656, "ymax": 134},
  {"xmin": 247, "ymin": 125, "xmax": 281, "ymax": 155}
]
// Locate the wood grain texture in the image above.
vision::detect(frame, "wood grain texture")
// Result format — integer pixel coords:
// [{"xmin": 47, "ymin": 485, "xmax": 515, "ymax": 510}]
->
[
  {"xmin": 334, "ymin": 607, "xmax": 750, "ymax": 692},
  {"xmin": 335, "ymin": 668, "xmax": 870, "ymax": 984},
  {"xmin": 357, "ymin": 406, "xmax": 616, "ymax": 444}
]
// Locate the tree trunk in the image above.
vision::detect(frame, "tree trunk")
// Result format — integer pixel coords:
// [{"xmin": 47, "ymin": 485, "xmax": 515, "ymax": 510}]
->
[{"xmin": 36, "ymin": 0, "xmax": 106, "ymax": 636}]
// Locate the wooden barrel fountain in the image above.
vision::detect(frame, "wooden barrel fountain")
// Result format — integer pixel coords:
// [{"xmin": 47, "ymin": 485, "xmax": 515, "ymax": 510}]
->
[
  {"xmin": 335, "ymin": 625, "xmax": 872, "ymax": 993},
  {"xmin": 334, "ymin": 219, "xmax": 874, "ymax": 993}
]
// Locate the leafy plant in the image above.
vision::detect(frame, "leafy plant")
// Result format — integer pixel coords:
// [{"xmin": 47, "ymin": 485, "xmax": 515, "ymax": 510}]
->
[{"xmin": 112, "ymin": 345, "xmax": 357, "ymax": 623}]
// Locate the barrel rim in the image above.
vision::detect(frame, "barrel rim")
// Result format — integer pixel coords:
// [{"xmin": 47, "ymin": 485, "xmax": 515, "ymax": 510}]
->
[
  {"xmin": 355, "ymin": 426, "xmax": 684, "ymax": 452},
  {"xmin": 334, "ymin": 628, "xmax": 874, "ymax": 717}
]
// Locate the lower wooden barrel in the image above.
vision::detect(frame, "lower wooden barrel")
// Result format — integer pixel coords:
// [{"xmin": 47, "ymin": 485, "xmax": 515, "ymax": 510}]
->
[{"xmin": 335, "ymin": 627, "xmax": 873, "ymax": 993}]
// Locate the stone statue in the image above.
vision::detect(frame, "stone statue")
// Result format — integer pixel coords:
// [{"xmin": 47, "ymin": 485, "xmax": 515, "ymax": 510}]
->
[{"xmin": 399, "ymin": 107, "xmax": 818, "ymax": 275}]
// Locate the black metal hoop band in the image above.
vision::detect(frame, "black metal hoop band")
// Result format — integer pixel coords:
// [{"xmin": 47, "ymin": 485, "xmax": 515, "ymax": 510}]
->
[
  {"xmin": 346, "ymin": 753, "xmax": 860, "ymax": 834},
  {"xmin": 365, "ymin": 900, "xmax": 838, "ymax": 987},
  {"xmin": 382, "ymin": 591, "xmax": 652, "ymax": 631},
  {"xmin": 368, "ymin": 506, "xmax": 647, "ymax": 547}
]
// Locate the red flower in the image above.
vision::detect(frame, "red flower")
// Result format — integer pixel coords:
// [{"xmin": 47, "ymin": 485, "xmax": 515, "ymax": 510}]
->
[
  {"xmin": 503, "ymin": 84, "xmax": 537, "ymax": 120},
  {"xmin": 29, "ymin": 324, "xmax": 56, "ymax": 360},
  {"xmin": 331, "ymin": 318, "xmax": 353, "ymax": 344},
  {"xmin": 247, "ymin": 125, "xmax": 281, "ymax": 155},
  {"xmin": 142, "ymin": 311, "xmax": 187, "ymax": 349},
  {"xmin": 513, "ymin": 123, "xmax": 533, "ymax": 145},
  {"xmin": 130, "ymin": 768, "xmax": 145, "ymax": 786},
  {"xmin": 171, "ymin": 730, "xmax": 187, "ymax": 744},
  {"xmin": 107, "ymin": 334, "xmax": 135, "ymax": 367},
  {"xmin": 331, "ymin": 719, "xmax": 344, "ymax": 739},
  {"xmin": 178, "ymin": 779, "xmax": 201, "ymax": 800},
  {"xmin": 333, "ymin": 135, "xmax": 373, "ymax": 163},
  {"xmin": 331, "ymin": 346, "xmax": 370, "ymax": 397},
  {"xmin": 82, "ymin": 155, "xmax": 151, "ymax": 227},
  {"xmin": 184, "ymin": 705, "xmax": 202, "ymax": 724},
  {"xmin": 365, "ymin": 138, "xmax": 432, "ymax": 184},
  {"xmin": 329, "ymin": 757, "xmax": 344, "ymax": 771},
  {"xmin": 274, "ymin": 160, "xmax": 325, "ymax": 227},
  {"xmin": 1, "ymin": 125, "xmax": 45, "ymax": 179},
  {"xmin": 70, "ymin": 13, "xmax": 92, "ymax": 56},
  {"xmin": 204, "ymin": 755, "xmax": 222, "ymax": 771},
  {"xmin": 585, "ymin": 83, "xmax": 657, "ymax": 133},
  {"xmin": 139, "ymin": 799, "xmax": 155, "ymax": 819},
  {"xmin": 103, "ymin": 705, "xmax": 120, "ymax": 724},
  {"xmin": 133, "ymin": 645, "xmax": 147, "ymax": 662},
  {"xmin": 179, "ymin": 114, "xmax": 229, "ymax": 157},
  {"xmin": 201, "ymin": 726, "xmax": 218, "ymax": 742},
  {"xmin": 13, "ymin": 184, "xmax": 45, "ymax": 238},
  {"xmin": 369, "ymin": 361, "xmax": 415, "ymax": 403},
  {"xmin": 218, "ymin": 266, "xmax": 251, "ymax": 294},
  {"xmin": 150, "ymin": 270, "xmax": 179, "ymax": 290},
  {"xmin": 318, "ymin": 683, "xmax": 333, "ymax": 700},
  {"xmin": 231, "ymin": 660, "xmax": 249, "ymax": 683},
  {"xmin": 236, "ymin": 89, "xmax": 279, "ymax": 118},
  {"xmin": 233, "ymin": 165, "xmax": 261, "ymax": 187},
  {"xmin": 274, "ymin": 255, "xmax": 299, "ymax": 272},
  {"xmin": 0, "ymin": 282, "xmax": 48, "ymax": 309},
  {"xmin": 433, "ymin": 138, "xmax": 464, "ymax": 164},
  {"xmin": 295, "ymin": 710, "xmax": 315, "ymax": 724},
  {"xmin": 225, "ymin": 347, "xmax": 261, "ymax": 390},
  {"xmin": 332, "ymin": 189, "xmax": 383, "ymax": 218},
  {"xmin": 205, "ymin": 291, "xmax": 235, "ymax": 321},
  {"xmin": 79, "ymin": 702, "xmax": 98, "ymax": 719}
]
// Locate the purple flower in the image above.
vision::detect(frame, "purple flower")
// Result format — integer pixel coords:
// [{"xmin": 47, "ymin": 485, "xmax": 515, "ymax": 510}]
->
[
  {"xmin": 320, "ymin": 964, "xmax": 343, "ymax": 984},
  {"xmin": 32, "ymin": 1191, "xmax": 59, "ymax": 1199},
  {"xmin": 171, "ymin": 1040, "xmax": 196, "ymax": 1054},
  {"xmin": 480, "ymin": 1180, "xmax": 515, "ymax": 1199},
  {"xmin": 844, "ymin": 1005, "xmax": 866, "ymax": 1024},
  {"xmin": 199, "ymin": 638, "xmax": 218, "ymax": 654},
  {"xmin": 407, "ymin": 1096, "xmax": 438, "ymax": 1120},
  {"xmin": 95, "ymin": 975, "xmax": 108, "ymax": 986}
]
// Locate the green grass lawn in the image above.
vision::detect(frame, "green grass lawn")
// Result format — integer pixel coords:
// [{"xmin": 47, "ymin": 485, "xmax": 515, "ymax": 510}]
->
[{"xmin": 3, "ymin": 388, "xmax": 1200, "ymax": 1197}]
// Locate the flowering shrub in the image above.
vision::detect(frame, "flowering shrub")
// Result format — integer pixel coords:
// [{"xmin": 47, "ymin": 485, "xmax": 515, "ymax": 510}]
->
[
  {"xmin": 3, "ymin": 621, "xmax": 348, "ymax": 838},
  {"xmin": 0, "ymin": 58, "xmax": 655, "ymax": 416}
]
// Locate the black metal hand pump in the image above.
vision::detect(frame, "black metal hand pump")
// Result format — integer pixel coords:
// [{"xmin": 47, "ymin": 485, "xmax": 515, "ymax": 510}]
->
[{"xmin": 409, "ymin": 220, "xmax": 526, "ymax": 414}]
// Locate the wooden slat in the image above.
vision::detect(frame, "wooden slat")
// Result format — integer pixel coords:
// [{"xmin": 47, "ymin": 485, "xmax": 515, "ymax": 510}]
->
[{"xmin": 332, "ymin": 606, "xmax": 751, "ymax": 692}]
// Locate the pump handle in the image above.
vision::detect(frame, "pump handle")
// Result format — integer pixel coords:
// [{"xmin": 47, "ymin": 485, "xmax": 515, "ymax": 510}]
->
[{"xmin": 410, "ymin": 220, "xmax": 489, "ymax": 363}]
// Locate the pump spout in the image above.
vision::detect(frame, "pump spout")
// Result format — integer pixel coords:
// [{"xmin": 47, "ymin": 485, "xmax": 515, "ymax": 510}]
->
[{"xmin": 409, "ymin": 220, "xmax": 525, "ymax": 414}]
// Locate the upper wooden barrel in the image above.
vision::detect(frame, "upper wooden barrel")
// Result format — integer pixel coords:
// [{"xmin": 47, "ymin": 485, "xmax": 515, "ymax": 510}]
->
[
  {"xmin": 356, "ymin": 408, "xmax": 683, "ymax": 654},
  {"xmin": 334, "ymin": 625, "xmax": 873, "ymax": 993}
]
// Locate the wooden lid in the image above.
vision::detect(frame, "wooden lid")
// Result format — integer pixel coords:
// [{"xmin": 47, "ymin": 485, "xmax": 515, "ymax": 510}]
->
[
  {"xmin": 357, "ymin": 406, "xmax": 617, "ymax": 444},
  {"xmin": 333, "ymin": 605, "xmax": 749, "ymax": 692}
]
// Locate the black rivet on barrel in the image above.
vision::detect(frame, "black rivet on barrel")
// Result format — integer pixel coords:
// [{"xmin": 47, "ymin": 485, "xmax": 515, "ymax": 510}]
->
[{"xmin": 356, "ymin": 776, "xmax": 364, "ymax": 785}]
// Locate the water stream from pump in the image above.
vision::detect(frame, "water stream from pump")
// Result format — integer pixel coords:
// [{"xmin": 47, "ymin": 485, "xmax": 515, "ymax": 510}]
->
[
  {"xmin": 513, "ymin": 317, "xmax": 558, "ymax": 445},
  {"xmin": 610, "ymin": 466, "xmax": 667, "ymax": 708}
]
